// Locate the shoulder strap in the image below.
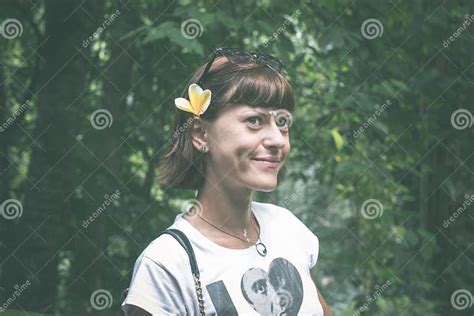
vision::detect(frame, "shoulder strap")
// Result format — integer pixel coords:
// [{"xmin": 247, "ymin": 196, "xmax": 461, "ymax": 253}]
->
[
  {"xmin": 122, "ymin": 228, "xmax": 205, "ymax": 315},
  {"xmin": 158, "ymin": 228, "xmax": 205, "ymax": 315},
  {"xmin": 157, "ymin": 228, "xmax": 200, "ymax": 278}
]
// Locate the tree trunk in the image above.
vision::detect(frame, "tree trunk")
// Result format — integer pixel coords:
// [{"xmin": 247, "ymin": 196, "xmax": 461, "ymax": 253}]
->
[
  {"xmin": 78, "ymin": 4, "xmax": 138, "ymax": 311},
  {"xmin": 87, "ymin": 21, "xmax": 135, "ymax": 293},
  {"xmin": 0, "ymin": 46, "xmax": 9, "ymax": 199},
  {"xmin": 9, "ymin": 0, "xmax": 101, "ymax": 312}
]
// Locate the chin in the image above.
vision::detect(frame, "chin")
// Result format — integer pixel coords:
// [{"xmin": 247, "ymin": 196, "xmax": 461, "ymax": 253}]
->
[
  {"xmin": 251, "ymin": 181, "xmax": 278, "ymax": 192},
  {"xmin": 258, "ymin": 186, "xmax": 276, "ymax": 193}
]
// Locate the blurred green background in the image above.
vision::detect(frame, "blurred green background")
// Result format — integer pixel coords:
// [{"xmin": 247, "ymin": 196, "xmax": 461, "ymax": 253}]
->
[{"xmin": 0, "ymin": 0, "xmax": 473, "ymax": 315}]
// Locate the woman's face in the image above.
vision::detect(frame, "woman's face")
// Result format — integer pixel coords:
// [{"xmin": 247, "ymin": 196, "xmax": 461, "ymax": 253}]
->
[
  {"xmin": 202, "ymin": 104, "xmax": 291, "ymax": 192},
  {"xmin": 241, "ymin": 268, "xmax": 285, "ymax": 315}
]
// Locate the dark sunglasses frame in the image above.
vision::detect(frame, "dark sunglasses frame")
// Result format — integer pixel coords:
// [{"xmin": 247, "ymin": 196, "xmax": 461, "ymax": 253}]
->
[{"xmin": 196, "ymin": 47, "xmax": 287, "ymax": 86}]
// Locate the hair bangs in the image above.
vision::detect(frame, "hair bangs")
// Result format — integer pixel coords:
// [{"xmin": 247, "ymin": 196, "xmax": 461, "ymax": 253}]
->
[{"xmin": 223, "ymin": 67, "xmax": 295, "ymax": 112}]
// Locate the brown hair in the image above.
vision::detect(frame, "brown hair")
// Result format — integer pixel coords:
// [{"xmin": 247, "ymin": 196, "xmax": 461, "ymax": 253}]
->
[{"xmin": 156, "ymin": 56, "xmax": 296, "ymax": 191}]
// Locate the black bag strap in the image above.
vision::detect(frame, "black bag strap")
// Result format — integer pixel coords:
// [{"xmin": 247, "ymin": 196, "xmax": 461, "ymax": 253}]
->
[
  {"xmin": 158, "ymin": 229, "xmax": 200, "ymax": 278},
  {"xmin": 122, "ymin": 228, "xmax": 205, "ymax": 315}
]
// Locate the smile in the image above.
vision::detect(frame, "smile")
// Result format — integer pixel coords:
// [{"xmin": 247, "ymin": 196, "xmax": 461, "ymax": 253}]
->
[{"xmin": 251, "ymin": 159, "xmax": 280, "ymax": 169}]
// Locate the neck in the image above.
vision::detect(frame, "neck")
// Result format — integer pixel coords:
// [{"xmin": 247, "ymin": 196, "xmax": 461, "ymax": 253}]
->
[{"xmin": 196, "ymin": 177, "xmax": 254, "ymax": 235}]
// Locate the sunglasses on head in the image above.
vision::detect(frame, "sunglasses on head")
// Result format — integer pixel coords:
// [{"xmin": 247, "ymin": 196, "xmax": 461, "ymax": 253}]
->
[{"xmin": 196, "ymin": 47, "xmax": 288, "ymax": 86}]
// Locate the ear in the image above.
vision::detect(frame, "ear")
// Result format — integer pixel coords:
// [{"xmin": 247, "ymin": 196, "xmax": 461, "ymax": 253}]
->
[{"xmin": 191, "ymin": 117, "xmax": 208, "ymax": 151}]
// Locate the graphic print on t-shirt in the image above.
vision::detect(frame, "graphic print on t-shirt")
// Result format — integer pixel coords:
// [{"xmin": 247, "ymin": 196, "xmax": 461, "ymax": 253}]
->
[{"xmin": 207, "ymin": 257, "xmax": 303, "ymax": 315}]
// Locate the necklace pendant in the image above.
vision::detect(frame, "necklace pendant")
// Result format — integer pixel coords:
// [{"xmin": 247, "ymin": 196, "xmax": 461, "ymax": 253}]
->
[
  {"xmin": 255, "ymin": 242, "xmax": 267, "ymax": 257},
  {"xmin": 243, "ymin": 228, "xmax": 250, "ymax": 242}
]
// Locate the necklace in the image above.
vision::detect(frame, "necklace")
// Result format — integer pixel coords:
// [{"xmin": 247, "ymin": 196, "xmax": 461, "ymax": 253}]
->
[{"xmin": 195, "ymin": 207, "xmax": 267, "ymax": 257}]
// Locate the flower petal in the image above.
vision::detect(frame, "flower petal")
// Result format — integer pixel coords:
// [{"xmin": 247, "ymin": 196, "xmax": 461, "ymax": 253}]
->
[
  {"xmin": 174, "ymin": 98, "xmax": 193, "ymax": 114},
  {"xmin": 198, "ymin": 90, "xmax": 212, "ymax": 115},
  {"xmin": 188, "ymin": 84, "xmax": 203, "ymax": 113}
]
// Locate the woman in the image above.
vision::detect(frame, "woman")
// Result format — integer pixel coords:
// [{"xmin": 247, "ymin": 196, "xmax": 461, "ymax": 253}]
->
[{"xmin": 122, "ymin": 47, "xmax": 332, "ymax": 315}]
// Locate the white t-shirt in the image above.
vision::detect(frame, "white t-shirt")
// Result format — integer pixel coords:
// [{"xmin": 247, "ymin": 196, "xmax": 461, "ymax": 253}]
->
[{"xmin": 122, "ymin": 201, "xmax": 324, "ymax": 315}]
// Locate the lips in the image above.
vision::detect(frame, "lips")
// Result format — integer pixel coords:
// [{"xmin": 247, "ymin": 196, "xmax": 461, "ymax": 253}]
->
[
  {"xmin": 252, "ymin": 157, "xmax": 281, "ymax": 169},
  {"xmin": 252, "ymin": 157, "xmax": 281, "ymax": 163}
]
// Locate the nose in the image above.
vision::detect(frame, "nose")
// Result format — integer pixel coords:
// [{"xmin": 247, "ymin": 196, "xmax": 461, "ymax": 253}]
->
[{"xmin": 262, "ymin": 121, "xmax": 287, "ymax": 149}]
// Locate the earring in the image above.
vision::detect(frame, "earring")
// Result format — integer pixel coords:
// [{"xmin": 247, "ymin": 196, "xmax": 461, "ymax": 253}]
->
[{"xmin": 200, "ymin": 145, "xmax": 207, "ymax": 152}]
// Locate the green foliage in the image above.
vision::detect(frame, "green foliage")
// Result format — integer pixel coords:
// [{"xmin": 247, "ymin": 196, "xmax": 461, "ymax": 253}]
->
[{"xmin": 0, "ymin": 0, "xmax": 472, "ymax": 315}]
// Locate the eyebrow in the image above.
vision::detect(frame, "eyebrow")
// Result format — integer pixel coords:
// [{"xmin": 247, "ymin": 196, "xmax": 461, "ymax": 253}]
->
[{"xmin": 242, "ymin": 109, "xmax": 271, "ymax": 117}]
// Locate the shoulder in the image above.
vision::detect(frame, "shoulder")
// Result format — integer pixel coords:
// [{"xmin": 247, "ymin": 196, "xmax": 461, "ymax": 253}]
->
[
  {"xmin": 138, "ymin": 231, "xmax": 190, "ymax": 273},
  {"xmin": 253, "ymin": 200, "xmax": 311, "ymax": 230},
  {"xmin": 254, "ymin": 201, "xmax": 320, "ymax": 268},
  {"xmin": 253, "ymin": 200, "xmax": 293, "ymax": 218},
  {"xmin": 124, "ymin": 233, "xmax": 193, "ymax": 315}
]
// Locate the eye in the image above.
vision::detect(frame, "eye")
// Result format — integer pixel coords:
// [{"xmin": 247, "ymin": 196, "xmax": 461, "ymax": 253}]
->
[
  {"xmin": 246, "ymin": 116, "xmax": 263, "ymax": 126},
  {"xmin": 276, "ymin": 119, "xmax": 290, "ymax": 130},
  {"xmin": 251, "ymin": 279, "xmax": 268, "ymax": 295},
  {"xmin": 273, "ymin": 110, "xmax": 292, "ymax": 132}
]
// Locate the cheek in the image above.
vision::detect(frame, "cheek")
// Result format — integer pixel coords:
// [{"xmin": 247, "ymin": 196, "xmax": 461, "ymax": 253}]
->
[
  {"xmin": 218, "ymin": 129, "xmax": 254, "ymax": 156},
  {"xmin": 209, "ymin": 130, "xmax": 233, "ymax": 154},
  {"xmin": 230, "ymin": 140, "xmax": 256, "ymax": 173},
  {"xmin": 211, "ymin": 125, "xmax": 241, "ymax": 146},
  {"xmin": 210, "ymin": 130, "xmax": 250, "ymax": 166}
]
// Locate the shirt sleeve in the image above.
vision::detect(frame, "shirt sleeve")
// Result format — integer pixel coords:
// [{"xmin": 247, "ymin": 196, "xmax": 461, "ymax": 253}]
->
[
  {"xmin": 121, "ymin": 254, "xmax": 188, "ymax": 315},
  {"xmin": 282, "ymin": 206, "xmax": 320, "ymax": 270},
  {"xmin": 306, "ymin": 229, "xmax": 319, "ymax": 269}
]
